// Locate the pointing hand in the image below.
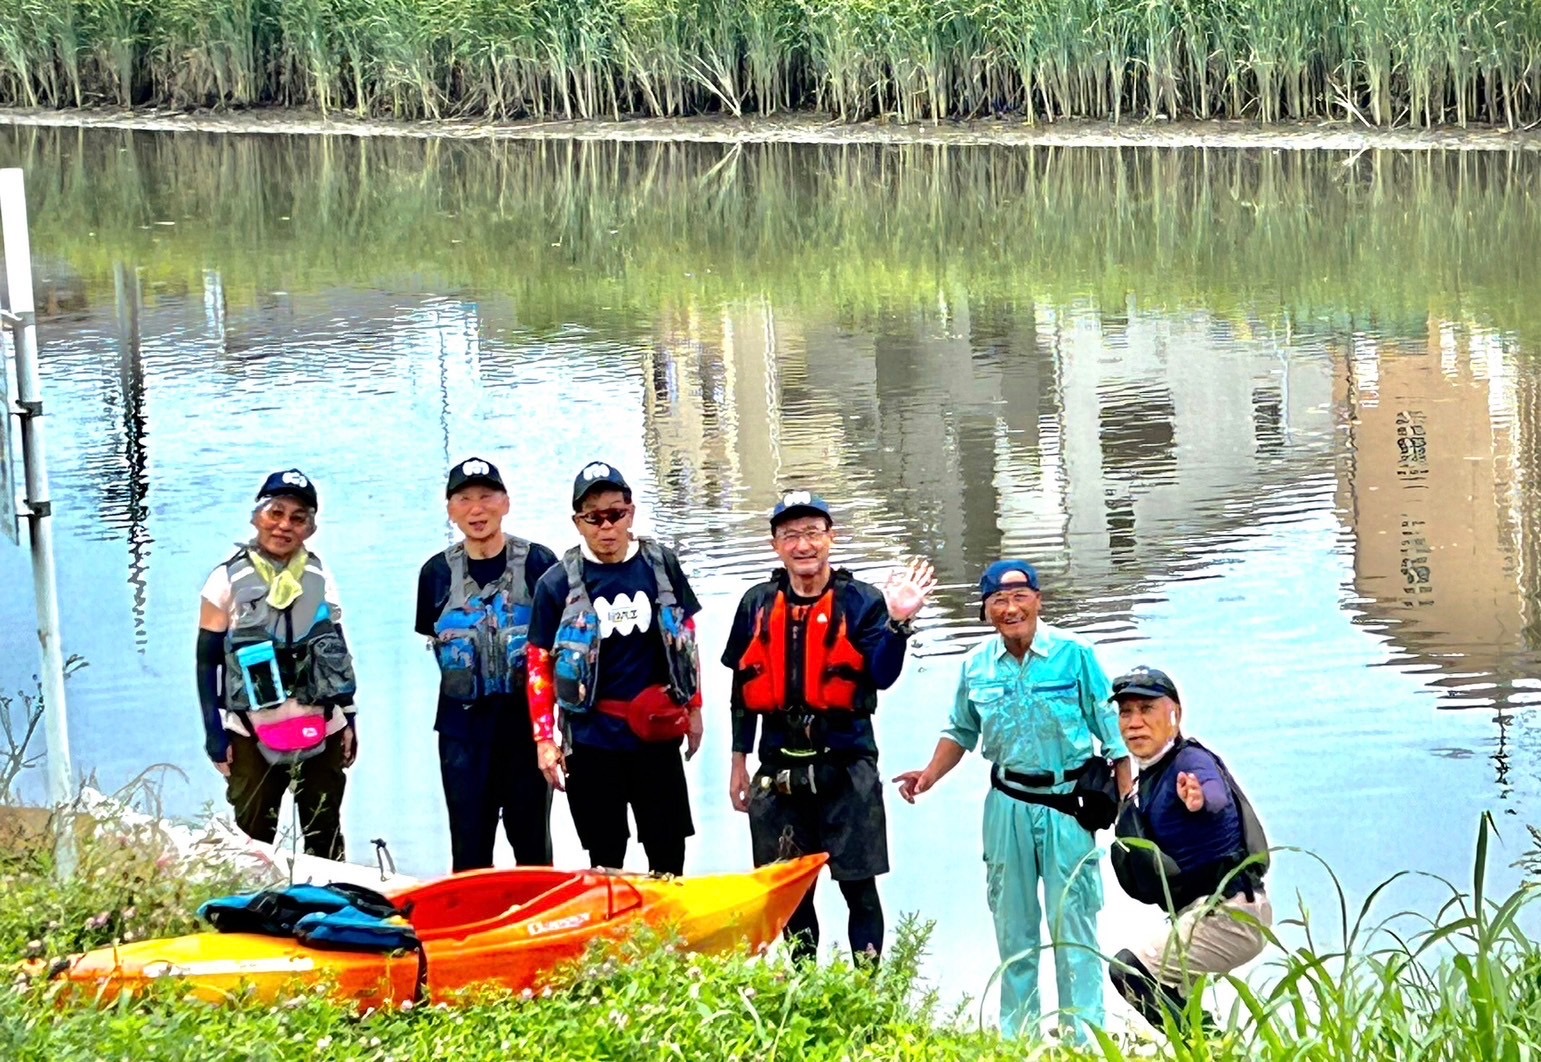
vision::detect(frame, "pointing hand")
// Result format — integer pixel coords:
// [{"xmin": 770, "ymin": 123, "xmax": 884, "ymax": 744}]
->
[
  {"xmin": 1176, "ymin": 771, "xmax": 1205, "ymax": 812},
  {"xmin": 892, "ymin": 769, "xmax": 934, "ymax": 804}
]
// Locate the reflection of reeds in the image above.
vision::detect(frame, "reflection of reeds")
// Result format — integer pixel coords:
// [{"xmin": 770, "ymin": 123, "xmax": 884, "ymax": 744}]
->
[
  {"xmin": 0, "ymin": 0, "xmax": 1539, "ymax": 126},
  {"xmin": 3, "ymin": 126, "xmax": 1539, "ymax": 341}
]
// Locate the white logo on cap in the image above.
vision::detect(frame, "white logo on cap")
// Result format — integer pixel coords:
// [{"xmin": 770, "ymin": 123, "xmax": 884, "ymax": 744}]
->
[
  {"xmin": 781, "ymin": 490, "xmax": 812, "ymax": 507},
  {"xmin": 581, "ymin": 463, "xmax": 612, "ymax": 481},
  {"xmin": 281, "ymin": 471, "xmax": 309, "ymax": 488},
  {"xmin": 461, "ymin": 459, "xmax": 491, "ymax": 477}
]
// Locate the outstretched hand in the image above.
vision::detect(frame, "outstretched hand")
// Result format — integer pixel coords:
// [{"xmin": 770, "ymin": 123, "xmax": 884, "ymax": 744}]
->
[
  {"xmin": 1176, "ymin": 771, "xmax": 1205, "ymax": 812},
  {"xmin": 883, "ymin": 559, "xmax": 938, "ymax": 622},
  {"xmin": 892, "ymin": 769, "xmax": 934, "ymax": 804}
]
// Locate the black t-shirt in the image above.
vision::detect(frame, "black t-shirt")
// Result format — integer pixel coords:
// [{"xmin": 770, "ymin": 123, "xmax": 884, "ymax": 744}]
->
[
  {"xmin": 528, "ymin": 542, "xmax": 701, "ymax": 752},
  {"xmin": 415, "ymin": 540, "xmax": 559, "ymax": 741}
]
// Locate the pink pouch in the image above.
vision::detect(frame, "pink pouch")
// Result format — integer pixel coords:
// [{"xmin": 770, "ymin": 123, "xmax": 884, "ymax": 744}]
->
[
  {"xmin": 248, "ymin": 700, "xmax": 330, "ymax": 765},
  {"xmin": 252, "ymin": 715, "xmax": 327, "ymax": 753}
]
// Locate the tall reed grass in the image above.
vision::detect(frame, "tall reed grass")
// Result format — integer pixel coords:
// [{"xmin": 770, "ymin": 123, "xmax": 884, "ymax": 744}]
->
[{"xmin": 0, "ymin": 0, "xmax": 1537, "ymax": 127}]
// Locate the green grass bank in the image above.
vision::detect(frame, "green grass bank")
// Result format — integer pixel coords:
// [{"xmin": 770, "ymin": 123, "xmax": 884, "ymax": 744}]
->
[
  {"xmin": 5, "ymin": 810, "xmax": 1541, "ymax": 1059},
  {"xmin": 0, "ymin": 0, "xmax": 1538, "ymax": 127}
]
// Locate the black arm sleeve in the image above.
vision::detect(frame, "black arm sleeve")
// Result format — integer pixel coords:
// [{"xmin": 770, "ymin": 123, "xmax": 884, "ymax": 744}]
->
[
  {"xmin": 332, "ymin": 624, "xmax": 356, "ymax": 710},
  {"xmin": 196, "ymin": 629, "xmax": 227, "ymax": 761},
  {"xmin": 415, "ymin": 557, "xmax": 443, "ymax": 638},
  {"xmin": 722, "ymin": 591, "xmax": 760, "ymax": 755},
  {"xmin": 730, "ymin": 672, "xmax": 758, "ymax": 755}
]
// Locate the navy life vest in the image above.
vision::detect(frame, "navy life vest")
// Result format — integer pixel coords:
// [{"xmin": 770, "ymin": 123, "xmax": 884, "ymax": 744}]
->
[
  {"xmin": 222, "ymin": 547, "xmax": 356, "ymax": 713},
  {"xmin": 431, "ymin": 538, "xmax": 534, "ymax": 705},
  {"xmin": 552, "ymin": 538, "xmax": 699, "ymax": 714},
  {"xmin": 198, "ymin": 882, "xmax": 419, "ymax": 953},
  {"xmin": 1110, "ymin": 738, "xmax": 1269, "ymax": 910}
]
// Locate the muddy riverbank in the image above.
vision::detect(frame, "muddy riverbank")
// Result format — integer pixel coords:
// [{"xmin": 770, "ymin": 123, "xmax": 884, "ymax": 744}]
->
[{"xmin": 2, "ymin": 107, "xmax": 1538, "ymax": 151}]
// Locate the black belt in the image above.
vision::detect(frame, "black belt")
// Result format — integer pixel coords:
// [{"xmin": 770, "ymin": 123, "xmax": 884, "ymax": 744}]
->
[
  {"xmin": 995, "ymin": 760, "xmax": 1091, "ymax": 789},
  {"xmin": 989, "ymin": 761, "xmax": 1093, "ymax": 819}
]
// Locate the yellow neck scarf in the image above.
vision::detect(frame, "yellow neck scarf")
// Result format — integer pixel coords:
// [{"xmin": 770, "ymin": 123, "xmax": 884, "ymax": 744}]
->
[{"xmin": 246, "ymin": 545, "xmax": 309, "ymax": 610}]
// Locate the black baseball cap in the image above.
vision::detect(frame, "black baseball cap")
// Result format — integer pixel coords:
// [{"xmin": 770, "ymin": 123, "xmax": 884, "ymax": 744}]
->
[
  {"xmin": 572, "ymin": 461, "xmax": 630, "ymax": 508},
  {"xmin": 770, "ymin": 490, "xmax": 833, "ymax": 529},
  {"xmin": 1111, "ymin": 666, "xmax": 1181, "ymax": 704},
  {"xmin": 446, "ymin": 457, "xmax": 506, "ymax": 498},
  {"xmin": 255, "ymin": 469, "xmax": 319, "ymax": 512}
]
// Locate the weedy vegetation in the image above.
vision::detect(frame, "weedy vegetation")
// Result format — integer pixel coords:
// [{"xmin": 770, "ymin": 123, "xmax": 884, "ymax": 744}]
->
[{"xmin": 0, "ymin": 0, "xmax": 1537, "ymax": 126}]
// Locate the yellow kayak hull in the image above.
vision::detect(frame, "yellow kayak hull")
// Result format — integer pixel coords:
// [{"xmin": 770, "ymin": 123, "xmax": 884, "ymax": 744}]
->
[{"xmin": 51, "ymin": 855, "xmax": 827, "ymax": 1008}]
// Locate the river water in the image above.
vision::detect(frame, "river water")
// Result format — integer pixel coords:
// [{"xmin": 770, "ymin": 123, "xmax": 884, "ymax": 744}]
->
[{"xmin": 1, "ymin": 127, "xmax": 1540, "ymax": 1025}]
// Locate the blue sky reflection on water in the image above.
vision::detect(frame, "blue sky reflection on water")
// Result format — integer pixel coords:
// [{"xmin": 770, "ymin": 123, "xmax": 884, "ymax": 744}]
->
[{"xmin": 1, "ymin": 130, "xmax": 1540, "ymax": 1024}]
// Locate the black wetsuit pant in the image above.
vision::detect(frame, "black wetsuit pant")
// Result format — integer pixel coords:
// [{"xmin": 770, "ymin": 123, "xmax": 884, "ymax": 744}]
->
[
  {"xmin": 439, "ymin": 722, "xmax": 553, "ymax": 871},
  {"xmin": 748, "ymin": 755, "xmax": 888, "ymax": 961}
]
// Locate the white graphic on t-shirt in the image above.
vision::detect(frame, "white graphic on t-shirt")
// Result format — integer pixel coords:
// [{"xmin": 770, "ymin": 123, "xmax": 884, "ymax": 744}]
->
[{"xmin": 594, "ymin": 592, "xmax": 653, "ymax": 638}]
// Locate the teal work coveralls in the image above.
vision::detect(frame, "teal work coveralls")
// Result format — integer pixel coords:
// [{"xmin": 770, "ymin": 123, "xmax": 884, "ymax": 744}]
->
[{"xmin": 944, "ymin": 623, "xmax": 1126, "ymax": 1040}]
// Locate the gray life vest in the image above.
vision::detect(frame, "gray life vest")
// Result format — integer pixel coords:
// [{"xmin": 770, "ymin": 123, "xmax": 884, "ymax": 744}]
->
[
  {"xmin": 431, "ymin": 537, "xmax": 534, "ymax": 704},
  {"xmin": 551, "ymin": 538, "xmax": 699, "ymax": 714},
  {"xmin": 222, "ymin": 546, "xmax": 356, "ymax": 712}
]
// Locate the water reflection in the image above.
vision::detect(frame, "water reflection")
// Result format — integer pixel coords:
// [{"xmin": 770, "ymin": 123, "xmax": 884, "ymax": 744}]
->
[{"xmin": 0, "ymin": 132, "xmax": 1538, "ymax": 971}]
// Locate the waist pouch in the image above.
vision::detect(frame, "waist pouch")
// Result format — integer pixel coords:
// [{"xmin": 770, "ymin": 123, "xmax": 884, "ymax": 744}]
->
[
  {"xmin": 597, "ymin": 685, "xmax": 690, "ymax": 743},
  {"xmin": 242, "ymin": 699, "xmax": 331, "ymax": 766},
  {"xmin": 991, "ymin": 758, "xmax": 1119, "ymax": 833}
]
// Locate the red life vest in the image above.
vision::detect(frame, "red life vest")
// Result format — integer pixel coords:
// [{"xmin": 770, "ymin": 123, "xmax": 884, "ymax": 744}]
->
[{"xmin": 738, "ymin": 574, "xmax": 868, "ymax": 713}]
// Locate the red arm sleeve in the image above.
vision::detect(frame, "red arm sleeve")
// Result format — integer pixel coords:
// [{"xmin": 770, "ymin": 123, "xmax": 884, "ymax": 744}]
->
[{"xmin": 528, "ymin": 646, "xmax": 557, "ymax": 743}]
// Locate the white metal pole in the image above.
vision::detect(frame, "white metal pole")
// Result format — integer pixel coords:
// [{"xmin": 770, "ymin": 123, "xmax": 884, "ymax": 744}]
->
[{"xmin": 1, "ymin": 167, "xmax": 76, "ymax": 877}]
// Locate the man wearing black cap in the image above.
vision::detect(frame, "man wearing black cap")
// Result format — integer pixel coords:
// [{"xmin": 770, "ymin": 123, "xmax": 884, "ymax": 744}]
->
[
  {"xmin": 196, "ymin": 469, "xmax": 358, "ymax": 859},
  {"xmin": 525, "ymin": 461, "xmax": 704, "ymax": 875},
  {"xmin": 1107, "ymin": 666, "xmax": 1271, "ymax": 1034},
  {"xmin": 415, "ymin": 457, "xmax": 559, "ymax": 872},
  {"xmin": 721, "ymin": 490, "xmax": 936, "ymax": 964}
]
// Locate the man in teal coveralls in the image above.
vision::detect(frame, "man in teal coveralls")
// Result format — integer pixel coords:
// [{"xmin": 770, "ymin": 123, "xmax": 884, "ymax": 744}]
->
[{"xmin": 895, "ymin": 560, "xmax": 1131, "ymax": 1040}]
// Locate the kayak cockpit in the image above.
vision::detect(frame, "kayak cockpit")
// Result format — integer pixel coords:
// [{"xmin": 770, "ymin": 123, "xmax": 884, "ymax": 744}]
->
[{"xmin": 402, "ymin": 869, "xmax": 644, "ymax": 942}]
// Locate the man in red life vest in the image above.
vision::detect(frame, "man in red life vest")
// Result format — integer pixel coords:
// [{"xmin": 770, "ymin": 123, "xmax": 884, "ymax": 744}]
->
[{"xmin": 721, "ymin": 491, "xmax": 936, "ymax": 962}]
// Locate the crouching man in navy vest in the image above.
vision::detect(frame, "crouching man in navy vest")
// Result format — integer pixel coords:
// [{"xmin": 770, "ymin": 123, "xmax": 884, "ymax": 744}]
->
[
  {"xmin": 196, "ymin": 469, "xmax": 358, "ymax": 860},
  {"xmin": 1108, "ymin": 666, "xmax": 1273, "ymax": 1035},
  {"xmin": 415, "ymin": 457, "xmax": 558, "ymax": 872},
  {"xmin": 722, "ymin": 491, "xmax": 936, "ymax": 963},
  {"xmin": 525, "ymin": 462, "xmax": 704, "ymax": 876}
]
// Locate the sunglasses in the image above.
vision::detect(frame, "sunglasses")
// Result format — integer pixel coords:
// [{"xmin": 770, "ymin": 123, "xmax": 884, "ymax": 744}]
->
[
  {"xmin": 256, "ymin": 506, "xmax": 314, "ymax": 529},
  {"xmin": 575, "ymin": 506, "xmax": 633, "ymax": 528}
]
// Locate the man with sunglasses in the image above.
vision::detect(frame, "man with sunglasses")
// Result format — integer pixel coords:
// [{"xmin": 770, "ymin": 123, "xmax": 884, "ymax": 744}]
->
[
  {"xmin": 722, "ymin": 491, "xmax": 936, "ymax": 965},
  {"xmin": 195, "ymin": 469, "xmax": 358, "ymax": 859},
  {"xmin": 416, "ymin": 457, "xmax": 559, "ymax": 872},
  {"xmin": 894, "ymin": 561, "xmax": 1130, "ymax": 1042},
  {"xmin": 526, "ymin": 462, "xmax": 703, "ymax": 875}
]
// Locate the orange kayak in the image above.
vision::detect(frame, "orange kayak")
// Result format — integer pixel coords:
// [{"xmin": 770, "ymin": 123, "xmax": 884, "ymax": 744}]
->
[{"xmin": 50, "ymin": 855, "xmax": 826, "ymax": 1008}]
